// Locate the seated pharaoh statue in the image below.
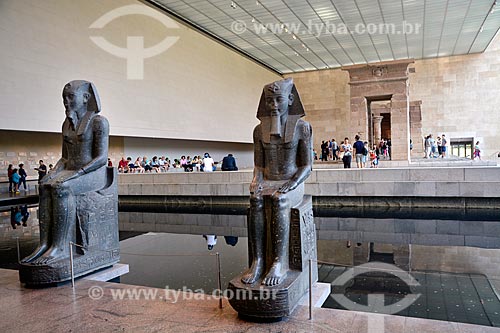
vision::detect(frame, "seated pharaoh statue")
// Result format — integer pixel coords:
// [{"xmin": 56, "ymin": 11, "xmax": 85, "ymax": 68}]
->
[
  {"xmin": 228, "ymin": 78, "xmax": 318, "ymax": 319},
  {"xmin": 19, "ymin": 80, "xmax": 120, "ymax": 285}
]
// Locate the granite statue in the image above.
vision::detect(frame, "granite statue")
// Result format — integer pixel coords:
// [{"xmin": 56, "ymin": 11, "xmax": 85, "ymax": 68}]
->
[
  {"xmin": 19, "ymin": 80, "xmax": 120, "ymax": 285},
  {"xmin": 228, "ymin": 78, "xmax": 318, "ymax": 319}
]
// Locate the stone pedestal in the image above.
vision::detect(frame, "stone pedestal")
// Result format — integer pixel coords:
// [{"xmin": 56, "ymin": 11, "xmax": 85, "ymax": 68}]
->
[
  {"xmin": 228, "ymin": 195, "xmax": 317, "ymax": 319},
  {"xmin": 19, "ymin": 167, "xmax": 120, "ymax": 286}
]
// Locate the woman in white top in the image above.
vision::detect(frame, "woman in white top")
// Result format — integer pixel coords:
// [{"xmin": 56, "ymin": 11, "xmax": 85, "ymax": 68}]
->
[
  {"xmin": 202, "ymin": 153, "xmax": 215, "ymax": 172},
  {"xmin": 134, "ymin": 157, "xmax": 145, "ymax": 173},
  {"xmin": 341, "ymin": 137, "xmax": 353, "ymax": 168}
]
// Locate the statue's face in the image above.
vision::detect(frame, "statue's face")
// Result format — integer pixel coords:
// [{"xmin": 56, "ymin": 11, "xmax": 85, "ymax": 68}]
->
[
  {"xmin": 265, "ymin": 92, "xmax": 294, "ymax": 117},
  {"xmin": 63, "ymin": 88, "xmax": 89, "ymax": 113}
]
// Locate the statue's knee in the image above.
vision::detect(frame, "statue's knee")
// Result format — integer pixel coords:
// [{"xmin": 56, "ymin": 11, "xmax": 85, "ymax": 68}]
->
[
  {"xmin": 250, "ymin": 195, "xmax": 264, "ymax": 209},
  {"xmin": 53, "ymin": 183, "xmax": 71, "ymax": 197},
  {"xmin": 39, "ymin": 184, "xmax": 50, "ymax": 194},
  {"xmin": 272, "ymin": 193, "xmax": 289, "ymax": 209}
]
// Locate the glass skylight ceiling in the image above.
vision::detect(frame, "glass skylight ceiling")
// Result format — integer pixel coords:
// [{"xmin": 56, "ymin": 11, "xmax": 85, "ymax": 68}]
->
[{"xmin": 150, "ymin": 0, "xmax": 500, "ymax": 73}]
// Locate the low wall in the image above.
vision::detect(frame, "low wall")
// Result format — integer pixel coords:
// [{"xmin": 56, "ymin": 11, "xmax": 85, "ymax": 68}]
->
[{"xmin": 118, "ymin": 166, "xmax": 500, "ymax": 198}]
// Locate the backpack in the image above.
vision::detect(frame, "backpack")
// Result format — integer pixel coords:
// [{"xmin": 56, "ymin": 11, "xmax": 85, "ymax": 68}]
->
[{"xmin": 362, "ymin": 147, "xmax": 368, "ymax": 156}]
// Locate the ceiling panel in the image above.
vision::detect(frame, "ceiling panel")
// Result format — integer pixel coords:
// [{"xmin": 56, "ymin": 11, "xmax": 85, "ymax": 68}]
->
[{"xmin": 150, "ymin": 0, "xmax": 500, "ymax": 74}]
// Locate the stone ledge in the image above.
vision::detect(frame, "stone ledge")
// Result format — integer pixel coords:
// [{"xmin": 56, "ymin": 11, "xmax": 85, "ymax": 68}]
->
[
  {"xmin": 119, "ymin": 167, "xmax": 500, "ymax": 184},
  {"xmin": 118, "ymin": 167, "xmax": 500, "ymax": 198},
  {"xmin": 118, "ymin": 181, "xmax": 500, "ymax": 198}
]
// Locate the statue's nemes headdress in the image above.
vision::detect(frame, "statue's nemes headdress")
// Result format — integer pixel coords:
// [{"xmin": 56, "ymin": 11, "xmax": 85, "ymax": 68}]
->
[
  {"xmin": 63, "ymin": 80, "xmax": 101, "ymax": 114},
  {"xmin": 256, "ymin": 78, "xmax": 306, "ymax": 143},
  {"xmin": 256, "ymin": 77, "xmax": 305, "ymax": 119}
]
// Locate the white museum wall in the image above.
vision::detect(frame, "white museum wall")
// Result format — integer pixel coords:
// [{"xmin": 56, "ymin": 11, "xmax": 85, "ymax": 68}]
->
[{"xmin": 0, "ymin": 0, "xmax": 280, "ymax": 143}]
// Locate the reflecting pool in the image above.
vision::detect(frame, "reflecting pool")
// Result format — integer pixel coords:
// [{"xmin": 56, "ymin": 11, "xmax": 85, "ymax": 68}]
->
[{"xmin": 2, "ymin": 205, "xmax": 500, "ymax": 327}]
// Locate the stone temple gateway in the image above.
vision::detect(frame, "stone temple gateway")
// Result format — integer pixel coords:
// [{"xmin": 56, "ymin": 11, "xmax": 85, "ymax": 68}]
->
[{"xmin": 342, "ymin": 60, "xmax": 415, "ymax": 161}]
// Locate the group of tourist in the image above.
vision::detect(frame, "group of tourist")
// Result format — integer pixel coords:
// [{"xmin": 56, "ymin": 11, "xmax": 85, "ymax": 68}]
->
[
  {"xmin": 10, "ymin": 205, "xmax": 29, "ymax": 229},
  {"xmin": 377, "ymin": 139, "xmax": 391, "ymax": 159},
  {"xmin": 7, "ymin": 164, "xmax": 26, "ymax": 193},
  {"xmin": 5, "ymin": 153, "xmax": 239, "ymax": 193},
  {"xmin": 115, "ymin": 153, "xmax": 238, "ymax": 173},
  {"xmin": 319, "ymin": 139, "xmax": 340, "ymax": 161},
  {"xmin": 317, "ymin": 135, "xmax": 383, "ymax": 169},
  {"xmin": 6, "ymin": 160, "xmax": 51, "ymax": 193},
  {"xmin": 339, "ymin": 135, "xmax": 381, "ymax": 169},
  {"xmin": 7, "ymin": 162, "xmax": 35, "ymax": 193},
  {"xmin": 424, "ymin": 134, "xmax": 448, "ymax": 158},
  {"xmin": 202, "ymin": 235, "xmax": 239, "ymax": 251}
]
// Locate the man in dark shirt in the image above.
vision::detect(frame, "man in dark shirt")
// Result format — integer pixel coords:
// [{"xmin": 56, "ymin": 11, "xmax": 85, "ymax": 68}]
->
[
  {"xmin": 221, "ymin": 153, "xmax": 238, "ymax": 171},
  {"xmin": 353, "ymin": 135, "xmax": 365, "ymax": 168},
  {"xmin": 320, "ymin": 140, "xmax": 328, "ymax": 161},
  {"xmin": 34, "ymin": 160, "xmax": 47, "ymax": 183},
  {"xmin": 18, "ymin": 163, "xmax": 28, "ymax": 191}
]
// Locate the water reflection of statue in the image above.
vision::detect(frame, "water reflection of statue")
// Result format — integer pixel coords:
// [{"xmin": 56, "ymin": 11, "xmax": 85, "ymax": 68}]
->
[
  {"xmin": 241, "ymin": 78, "xmax": 313, "ymax": 286},
  {"xmin": 22, "ymin": 80, "xmax": 110, "ymax": 265}
]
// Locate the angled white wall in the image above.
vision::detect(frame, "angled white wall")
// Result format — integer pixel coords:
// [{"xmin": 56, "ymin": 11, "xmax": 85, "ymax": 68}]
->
[{"xmin": 0, "ymin": 0, "xmax": 280, "ymax": 143}]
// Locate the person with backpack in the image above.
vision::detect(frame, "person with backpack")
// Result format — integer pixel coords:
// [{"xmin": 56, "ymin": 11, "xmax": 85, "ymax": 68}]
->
[
  {"xmin": 441, "ymin": 134, "xmax": 448, "ymax": 158},
  {"xmin": 362, "ymin": 141, "xmax": 369, "ymax": 168},
  {"xmin": 353, "ymin": 135, "xmax": 365, "ymax": 168},
  {"xmin": 474, "ymin": 141, "xmax": 481, "ymax": 160},
  {"xmin": 320, "ymin": 140, "xmax": 328, "ymax": 161},
  {"xmin": 332, "ymin": 139, "xmax": 338, "ymax": 161},
  {"xmin": 18, "ymin": 163, "xmax": 28, "ymax": 191},
  {"xmin": 11, "ymin": 168, "xmax": 20, "ymax": 194},
  {"xmin": 370, "ymin": 146, "xmax": 379, "ymax": 168}
]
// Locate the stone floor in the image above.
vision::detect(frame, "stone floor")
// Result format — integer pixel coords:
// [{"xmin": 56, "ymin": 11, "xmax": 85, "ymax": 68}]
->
[{"xmin": 1, "ymin": 269, "xmax": 500, "ymax": 332}]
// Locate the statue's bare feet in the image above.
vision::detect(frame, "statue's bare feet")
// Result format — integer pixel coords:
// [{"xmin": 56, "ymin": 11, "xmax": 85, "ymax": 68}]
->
[
  {"xmin": 262, "ymin": 262, "xmax": 287, "ymax": 286},
  {"xmin": 241, "ymin": 259, "xmax": 264, "ymax": 284},
  {"xmin": 31, "ymin": 247, "xmax": 65, "ymax": 265},
  {"xmin": 21, "ymin": 244, "xmax": 48, "ymax": 263}
]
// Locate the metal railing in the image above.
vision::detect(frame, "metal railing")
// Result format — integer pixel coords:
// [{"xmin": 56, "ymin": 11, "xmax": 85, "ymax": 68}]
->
[
  {"xmin": 68, "ymin": 241, "xmax": 224, "ymax": 309},
  {"xmin": 14, "ymin": 239, "xmax": 224, "ymax": 309}
]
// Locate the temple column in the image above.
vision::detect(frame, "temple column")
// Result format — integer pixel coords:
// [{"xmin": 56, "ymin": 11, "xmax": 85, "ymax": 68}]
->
[{"xmin": 372, "ymin": 115, "xmax": 383, "ymax": 143}]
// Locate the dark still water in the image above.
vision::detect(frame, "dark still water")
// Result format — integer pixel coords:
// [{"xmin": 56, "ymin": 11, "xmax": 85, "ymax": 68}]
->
[
  {"xmin": 119, "ymin": 232, "xmax": 247, "ymax": 292},
  {"xmin": 2, "ymin": 205, "xmax": 500, "ymax": 327}
]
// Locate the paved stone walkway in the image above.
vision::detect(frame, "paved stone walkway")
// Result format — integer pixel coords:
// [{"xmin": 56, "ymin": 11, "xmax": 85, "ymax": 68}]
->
[{"xmin": 1, "ymin": 268, "xmax": 499, "ymax": 332}]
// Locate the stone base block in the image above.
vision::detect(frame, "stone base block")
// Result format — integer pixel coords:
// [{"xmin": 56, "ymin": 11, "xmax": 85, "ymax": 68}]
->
[
  {"xmin": 19, "ymin": 167, "xmax": 120, "ymax": 286},
  {"xmin": 228, "ymin": 269, "xmax": 311, "ymax": 319},
  {"xmin": 228, "ymin": 195, "xmax": 318, "ymax": 319},
  {"xmin": 19, "ymin": 249, "xmax": 120, "ymax": 285}
]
